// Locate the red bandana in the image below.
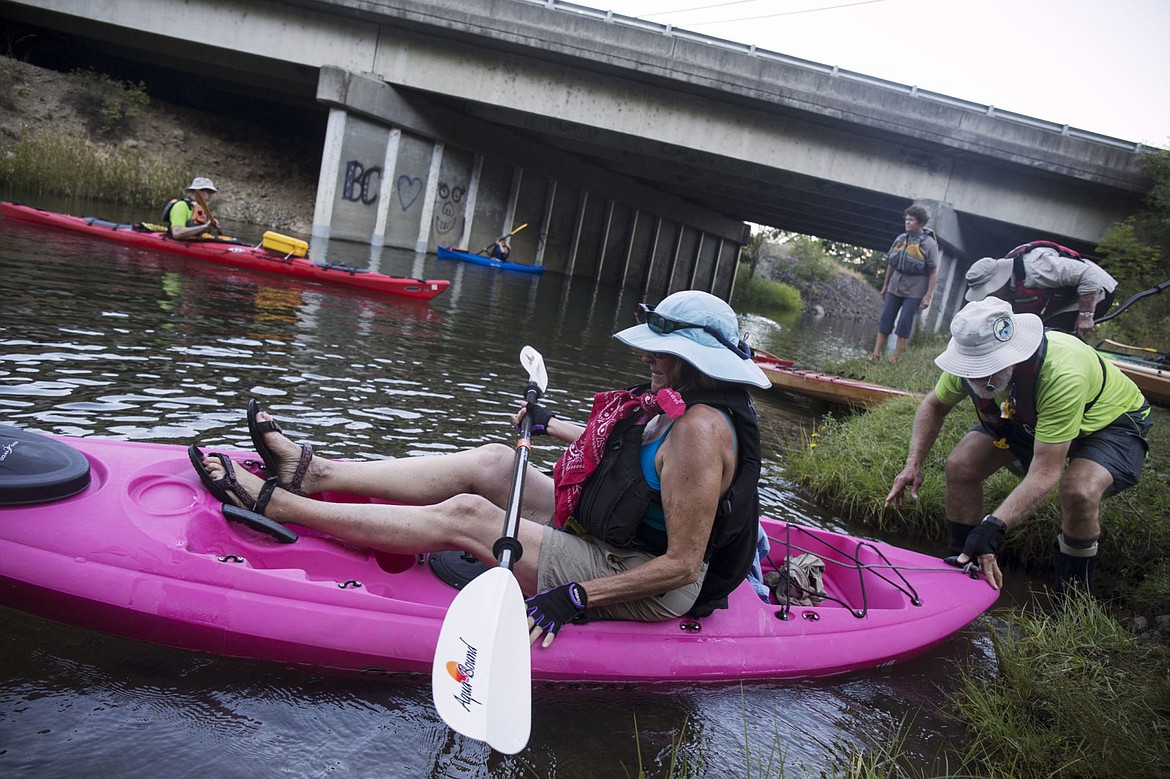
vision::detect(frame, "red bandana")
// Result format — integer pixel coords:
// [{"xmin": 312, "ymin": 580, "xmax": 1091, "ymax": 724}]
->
[{"xmin": 552, "ymin": 387, "xmax": 686, "ymax": 527}]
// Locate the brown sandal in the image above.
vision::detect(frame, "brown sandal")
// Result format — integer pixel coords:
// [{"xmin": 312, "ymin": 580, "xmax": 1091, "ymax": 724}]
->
[
  {"xmin": 246, "ymin": 398, "xmax": 313, "ymax": 496},
  {"xmin": 189, "ymin": 445, "xmax": 277, "ymax": 513}
]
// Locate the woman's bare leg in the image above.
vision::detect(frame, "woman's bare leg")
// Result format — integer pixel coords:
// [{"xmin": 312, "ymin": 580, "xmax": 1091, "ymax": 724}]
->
[
  {"xmin": 254, "ymin": 409, "xmax": 556, "ymax": 521},
  {"xmin": 200, "ymin": 452, "xmax": 546, "ymax": 592}
]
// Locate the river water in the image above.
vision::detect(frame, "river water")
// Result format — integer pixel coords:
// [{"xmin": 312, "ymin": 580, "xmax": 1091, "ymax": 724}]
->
[{"xmin": 0, "ymin": 197, "xmax": 1003, "ymax": 777}]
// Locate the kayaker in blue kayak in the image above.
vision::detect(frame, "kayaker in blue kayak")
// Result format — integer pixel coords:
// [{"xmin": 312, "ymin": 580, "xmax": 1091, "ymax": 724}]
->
[
  {"xmin": 489, "ymin": 236, "xmax": 511, "ymax": 260},
  {"xmin": 191, "ymin": 291, "xmax": 770, "ymax": 646},
  {"xmin": 163, "ymin": 177, "xmax": 222, "ymax": 240}
]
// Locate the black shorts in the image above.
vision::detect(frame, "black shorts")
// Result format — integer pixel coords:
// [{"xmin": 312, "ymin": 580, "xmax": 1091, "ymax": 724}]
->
[{"xmin": 974, "ymin": 403, "xmax": 1152, "ymax": 494}]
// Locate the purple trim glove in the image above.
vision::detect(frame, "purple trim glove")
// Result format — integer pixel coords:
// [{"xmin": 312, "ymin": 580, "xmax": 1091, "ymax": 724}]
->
[
  {"xmin": 519, "ymin": 403, "xmax": 555, "ymax": 437},
  {"xmin": 526, "ymin": 582, "xmax": 587, "ymax": 647}
]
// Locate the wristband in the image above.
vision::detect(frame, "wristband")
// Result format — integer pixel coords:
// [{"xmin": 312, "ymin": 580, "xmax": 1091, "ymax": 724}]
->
[
  {"xmin": 982, "ymin": 513, "xmax": 1007, "ymax": 530},
  {"xmin": 1077, "ymin": 311, "xmax": 1094, "ymax": 319},
  {"xmin": 961, "ymin": 515, "xmax": 1006, "ymax": 560}
]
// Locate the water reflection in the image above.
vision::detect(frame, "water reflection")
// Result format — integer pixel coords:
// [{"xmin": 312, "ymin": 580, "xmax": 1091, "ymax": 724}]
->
[{"xmin": 0, "ymin": 196, "xmax": 994, "ymax": 777}]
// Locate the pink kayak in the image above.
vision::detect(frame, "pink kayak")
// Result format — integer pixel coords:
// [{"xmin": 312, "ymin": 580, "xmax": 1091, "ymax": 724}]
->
[
  {"xmin": 0, "ymin": 201, "xmax": 450, "ymax": 302},
  {"xmin": 0, "ymin": 426, "xmax": 997, "ymax": 681}
]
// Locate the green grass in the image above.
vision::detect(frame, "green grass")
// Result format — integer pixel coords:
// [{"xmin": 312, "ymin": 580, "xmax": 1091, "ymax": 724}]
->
[
  {"xmin": 952, "ymin": 591, "xmax": 1170, "ymax": 777},
  {"xmin": 733, "ymin": 263, "xmax": 802, "ymax": 316}
]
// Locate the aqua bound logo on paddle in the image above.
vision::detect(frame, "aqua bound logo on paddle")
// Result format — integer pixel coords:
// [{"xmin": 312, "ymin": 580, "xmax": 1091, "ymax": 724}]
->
[{"xmin": 445, "ymin": 636, "xmax": 482, "ymax": 712}]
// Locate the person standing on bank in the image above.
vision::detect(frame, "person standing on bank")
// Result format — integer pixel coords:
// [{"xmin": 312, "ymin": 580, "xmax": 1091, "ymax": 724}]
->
[
  {"xmin": 164, "ymin": 177, "xmax": 222, "ymax": 240},
  {"xmin": 189, "ymin": 291, "xmax": 770, "ymax": 646},
  {"xmin": 963, "ymin": 242, "xmax": 1118, "ymax": 337},
  {"xmin": 868, "ymin": 205, "xmax": 940, "ymax": 363},
  {"xmin": 884, "ymin": 298, "xmax": 1152, "ymax": 595}
]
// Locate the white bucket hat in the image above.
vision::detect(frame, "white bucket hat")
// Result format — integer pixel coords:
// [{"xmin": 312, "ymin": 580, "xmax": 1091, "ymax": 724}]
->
[
  {"xmin": 186, "ymin": 177, "xmax": 218, "ymax": 192},
  {"xmin": 964, "ymin": 257, "xmax": 1013, "ymax": 302},
  {"xmin": 613, "ymin": 290, "xmax": 770, "ymax": 388},
  {"xmin": 934, "ymin": 298, "xmax": 1044, "ymax": 378}
]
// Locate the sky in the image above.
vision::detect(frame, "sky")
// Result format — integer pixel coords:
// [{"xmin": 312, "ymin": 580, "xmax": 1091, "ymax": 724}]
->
[{"xmin": 586, "ymin": 0, "xmax": 1170, "ymax": 148}]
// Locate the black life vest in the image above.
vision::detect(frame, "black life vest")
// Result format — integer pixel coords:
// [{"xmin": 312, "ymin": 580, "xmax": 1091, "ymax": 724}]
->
[
  {"xmin": 964, "ymin": 337, "xmax": 1047, "ymax": 441},
  {"xmin": 1004, "ymin": 241, "xmax": 1085, "ymax": 320},
  {"xmin": 963, "ymin": 334, "xmax": 1106, "ymax": 443},
  {"xmin": 161, "ymin": 197, "xmax": 211, "ymax": 235},
  {"xmin": 572, "ymin": 384, "xmax": 762, "ymax": 618}
]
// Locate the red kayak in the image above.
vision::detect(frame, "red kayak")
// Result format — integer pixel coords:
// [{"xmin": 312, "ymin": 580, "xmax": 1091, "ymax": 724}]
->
[{"xmin": 0, "ymin": 201, "xmax": 450, "ymax": 302}]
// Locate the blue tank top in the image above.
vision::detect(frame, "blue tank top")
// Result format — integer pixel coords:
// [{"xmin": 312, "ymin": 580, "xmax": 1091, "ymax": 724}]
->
[{"xmin": 639, "ymin": 411, "xmax": 734, "ymax": 532}]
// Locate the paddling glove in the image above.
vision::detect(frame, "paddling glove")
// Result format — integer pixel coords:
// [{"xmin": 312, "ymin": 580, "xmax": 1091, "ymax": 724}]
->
[
  {"xmin": 525, "ymin": 582, "xmax": 587, "ymax": 636},
  {"xmin": 521, "ymin": 403, "xmax": 556, "ymax": 437},
  {"xmin": 962, "ymin": 515, "xmax": 1006, "ymax": 560}
]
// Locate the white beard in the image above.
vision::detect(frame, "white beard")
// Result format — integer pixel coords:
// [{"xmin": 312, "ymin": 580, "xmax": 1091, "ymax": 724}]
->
[{"xmin": 972, "ymin": 367, "xmax": 1014, "ymax": 400}]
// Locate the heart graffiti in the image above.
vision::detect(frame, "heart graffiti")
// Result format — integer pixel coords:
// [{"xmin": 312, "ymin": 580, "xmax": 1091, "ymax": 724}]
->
[{"xmin": 397, "ymin": 175, "xmax": 424, "ymax": 211}]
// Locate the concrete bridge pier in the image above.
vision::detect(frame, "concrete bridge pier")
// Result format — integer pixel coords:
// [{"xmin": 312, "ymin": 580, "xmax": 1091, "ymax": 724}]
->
[{"xmin": 309, "ymin": 67, "xmax": 746, "ymax": 299}]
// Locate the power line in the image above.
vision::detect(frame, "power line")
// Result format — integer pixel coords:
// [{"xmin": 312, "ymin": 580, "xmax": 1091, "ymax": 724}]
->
[
  {"xmin": 642, "ymin": 1, "xmax": 762, "ymax": 17},
  {"xmin": 643, "ymin": 0, "xmax": 890, "ymax": 25}
]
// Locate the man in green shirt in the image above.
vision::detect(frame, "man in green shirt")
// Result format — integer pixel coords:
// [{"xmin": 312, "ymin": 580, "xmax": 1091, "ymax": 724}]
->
[
  {"xmin": 165, "ymin": 177, "xmax": 221, "ymax": 240},
  {"xmin": 884, "ymin": 298, "xmax": 1151, "ymax": 595}
]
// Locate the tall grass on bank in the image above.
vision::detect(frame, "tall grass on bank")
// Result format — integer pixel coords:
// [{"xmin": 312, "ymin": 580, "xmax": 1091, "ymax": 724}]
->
[
  {"xmin": 733, "ymin": 262, "xmax": 802, "ymax": 317},
  {"xmin": 0, "ymin": 131, "xmax": 188, "ymax": 209},
  {"xmin": 953, "ymin": 591, "xmax": 1170, "ymax": 777}
]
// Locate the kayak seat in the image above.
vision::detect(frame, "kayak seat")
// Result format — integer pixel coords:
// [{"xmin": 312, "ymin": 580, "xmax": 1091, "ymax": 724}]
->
[{"xmin": 0, "ymin": 426, "xmax": 91, "ymax": 506}]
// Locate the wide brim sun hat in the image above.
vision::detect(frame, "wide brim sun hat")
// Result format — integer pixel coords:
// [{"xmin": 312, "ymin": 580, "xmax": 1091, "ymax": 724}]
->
[
  {"xmin": 613, "ymin": 290, "xmax": 770, "ymax": 389},
  {"xmin": 186, "ymin": 177, "xmax": 218, "ymax": 192},
  {"xmin": 934, "ymin": 297, "xmax": 1044, "ymax": 378},
  {"xmin": 964, "ymin": 257, "xmax": 1013, "ymax": 302}
]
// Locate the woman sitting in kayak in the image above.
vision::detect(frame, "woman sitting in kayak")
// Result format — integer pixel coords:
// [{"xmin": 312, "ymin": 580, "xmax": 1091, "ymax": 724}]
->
[{"xmin": 191, "ymin": 291, "xmax": 769, "ymax": 646}]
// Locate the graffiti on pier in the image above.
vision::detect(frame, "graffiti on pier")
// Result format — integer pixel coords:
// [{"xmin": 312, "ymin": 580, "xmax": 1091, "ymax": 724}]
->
[
  {"xmin": 397, "ymin": 175, "xmax": 424, "ymax": 212},
  {"xmin": 342, "ymin": 161, "xmax": 382, "ymax": 206},
  {"xmin": 433, "ymin": 181, "xmax": 466, "ymax": 235}
]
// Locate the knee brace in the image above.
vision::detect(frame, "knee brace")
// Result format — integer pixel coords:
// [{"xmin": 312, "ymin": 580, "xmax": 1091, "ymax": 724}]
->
[
  {"xmin": 1057, "ymin": 533, "xmax": 1100, "ymax": 557},
  {"xmin": 1053, "ymin": 533, "xmax": 1100, "ymax": 597}
]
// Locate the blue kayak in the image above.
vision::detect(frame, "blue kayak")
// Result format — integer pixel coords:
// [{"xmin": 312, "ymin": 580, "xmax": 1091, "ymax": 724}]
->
[{"xmin": 437, "ymin": 245, "xmax": 545, "ymax": 274}]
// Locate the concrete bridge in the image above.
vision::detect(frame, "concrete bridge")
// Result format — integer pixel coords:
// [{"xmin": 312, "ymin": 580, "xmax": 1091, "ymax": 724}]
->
[{"xmin": 0, "ymin": 0, "xmax": 1152, "ymax": 319}]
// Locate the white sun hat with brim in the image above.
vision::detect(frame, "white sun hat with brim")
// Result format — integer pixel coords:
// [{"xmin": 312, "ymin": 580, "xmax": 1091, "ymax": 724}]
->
[
  {"xmin": 934, "ymin": 298, "xmax": 1044, "ymax": 378},
  {"xmin": 964, "ymin": 256, "xmax": 1014, "ymax": 302},
  {"xmin": 613, "ymin": 290, "xmax": 770, "ymax": 389},
  {"xmin": 186, "ymin": 177, "xmax": 218, "ymax": 192}
]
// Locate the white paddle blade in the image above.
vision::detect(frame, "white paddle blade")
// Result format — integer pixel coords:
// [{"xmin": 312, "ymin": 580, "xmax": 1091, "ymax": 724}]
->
[
  {"xmin": 519, "ymin": 346, "xmax": 548, "ymax": 394},
  {"xmin": 432, "ymin": 567, "xmax": 532, "ymax": 754}
]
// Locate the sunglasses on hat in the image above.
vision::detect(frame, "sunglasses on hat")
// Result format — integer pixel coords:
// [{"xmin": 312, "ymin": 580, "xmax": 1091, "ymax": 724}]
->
[{"xmin": 635, "ymin": 303, "xmax": 752, "ymax": 360}]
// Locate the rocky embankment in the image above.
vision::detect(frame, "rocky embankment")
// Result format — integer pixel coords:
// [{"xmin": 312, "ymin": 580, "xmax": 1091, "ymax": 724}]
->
[
  {"xmin": 1, "ymin": 55, "xmax": 317, "ymax": 233},
  {"xmin": 758, "ymin": 246, "xmax": 883, "ymax": 321}
]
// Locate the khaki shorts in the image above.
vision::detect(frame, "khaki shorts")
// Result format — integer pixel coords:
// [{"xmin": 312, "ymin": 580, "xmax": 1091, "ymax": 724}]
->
[{"xmin": 538, "ymin": 524, "xmax": 706, "ymax": 621}]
